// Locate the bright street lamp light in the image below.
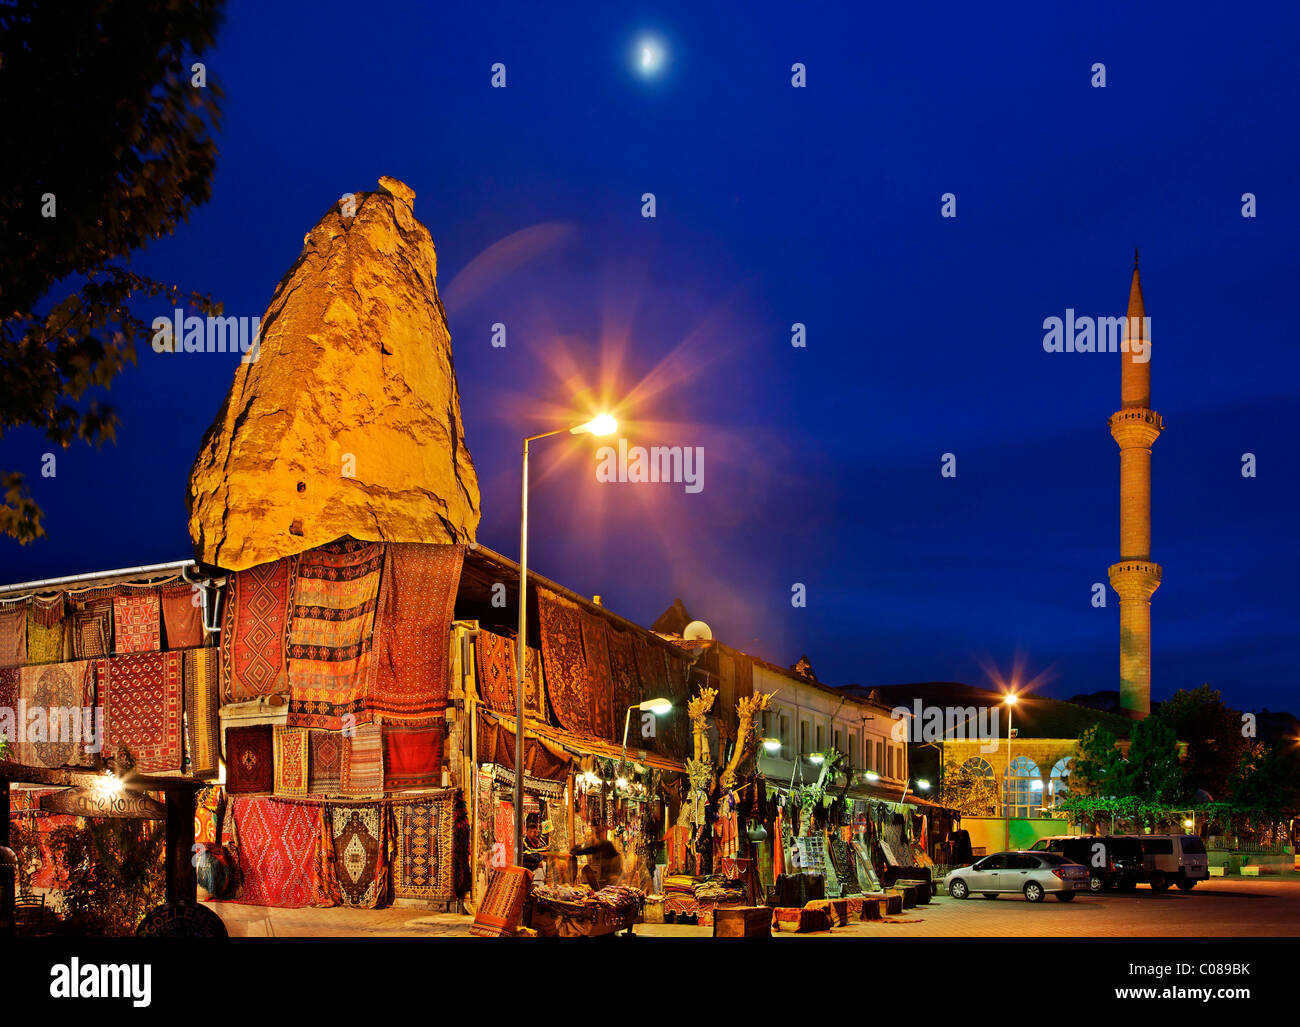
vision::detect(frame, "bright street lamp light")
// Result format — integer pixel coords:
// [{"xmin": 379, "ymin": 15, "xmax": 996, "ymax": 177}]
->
[{"xmin": 570, "ymin": 413, "xmax": 618, "ymax": 436}]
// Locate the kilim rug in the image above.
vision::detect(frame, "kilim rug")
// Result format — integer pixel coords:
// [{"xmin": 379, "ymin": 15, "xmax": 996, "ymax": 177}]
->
[
  {"xmin": 318, "ymin": 803, "xmax": 390, "ymax": 908},
  {"xmin": 393, "ymin": 793, "xmax": 458, "ymax": 900},
  {"xmin": 603, "ymin": 624, "xmax": 643, "ymax": 742},
  {"xmin": 340, "ymin": 722, "xmax": 384, "ymax": 796},
  {"xmin": 632, "ymin": 640, "xmax": 691, "ymax": 760},
  {"xmin": 28, "ymin": 607, "xmax": 67, "ymax": 666},
  {"xmin": 286, "ymin": 540, "xmax": 383, "ymax": 730},
  {"xmin": 367, "ymin": 543, "xmax": 463, "ymax": 720},
  {"xmin": 113, "ymin": 592, "xmax": 161, "ymax": 653},
  {"xmin": 577, "ymin": 611, "xmax": 614, "ymax": 741},
  {"xmin": 307, "ymin": 730, "xmax": 343, "ymax": 794},
  {"xmin": 221, "ymin": 556, "xmax": 297, "ymax": 703},
  {"xmin": 16, "ymin": 661, "xmax": 94, "ymax": 768},
  {"xmin": 161, "ymin": 583, "xmax": 205, "ymax": 649},
  {"xmin": 225, "ymin": 724, "xmax": 273, "ymax": 793},
  {"xmin": 228, "ymin": 796, "xmax": 322, "ymax": 907},
  {"xmin": 273, "ymin": 725, "xmax": 309, "ymax": 796},
  {"xmin": 96, "ymin": 652, "xmax": 183, "ymax": 773},
  {"xmin": 183, "ymin": 647, "xmax": 221, "ymax": 778},
  {"xmin": 0, "ymin": 605, "xmax": 26, "ymax": 668},
  {"xmin": 70, "ymin": 598, "xmax": 113, "ymax": 661},
  {"xmin": 469, "ymin": 865, "xmax": 532, "ymax": 937},
  {"xmin": 473, "ymin": 629, "xmax": 545, "ymax": 720},
  {"xmin": 382, "ymin": 718, "xmax": 442, "ymax": 790},
  {"xmin": 536, "ymin": 590, "xmax": 591, "ymax": 736}
]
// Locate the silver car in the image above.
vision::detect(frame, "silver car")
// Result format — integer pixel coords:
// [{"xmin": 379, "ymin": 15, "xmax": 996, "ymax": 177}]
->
[{"xmin": 945, "ymin": 851, "xmax": 1091, "ymax": 903}]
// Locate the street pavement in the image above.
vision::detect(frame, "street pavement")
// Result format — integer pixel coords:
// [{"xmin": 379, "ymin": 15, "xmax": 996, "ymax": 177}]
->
[{"xmin": 209, "ymin": 877, "xmax": 1300, "ymax": 938}]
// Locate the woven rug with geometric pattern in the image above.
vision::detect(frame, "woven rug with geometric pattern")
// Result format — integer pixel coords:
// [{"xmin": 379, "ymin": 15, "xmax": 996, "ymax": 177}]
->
[
  {"xmin": 393, "ymin": 793, "xmax": 458, "ymax": 901},
  {"xmin": 286, "ymin": 540, "xmax": 383, "ymax": 730},
  {"xmin": 95, "ymin": 651, "xmax": 182, "ymax": 773},
  {"xmin": 228, "ymin": 796, "xmax": 322, "ymax": 907},
  {"xmin": 221, "ymin": 557, "xmax": 297, "ymax": 703}
]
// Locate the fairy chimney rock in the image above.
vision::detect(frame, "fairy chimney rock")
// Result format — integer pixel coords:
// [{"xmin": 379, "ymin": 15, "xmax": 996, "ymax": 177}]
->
[{"xmin": 186, "ymin": 178, "xmax": 480, "ymax": 570}]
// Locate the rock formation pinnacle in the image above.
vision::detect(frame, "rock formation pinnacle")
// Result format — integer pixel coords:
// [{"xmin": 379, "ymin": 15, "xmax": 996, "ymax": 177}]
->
[{"xmin": 186, "ymin": 178, "xmax": 480, "ymax": 570}]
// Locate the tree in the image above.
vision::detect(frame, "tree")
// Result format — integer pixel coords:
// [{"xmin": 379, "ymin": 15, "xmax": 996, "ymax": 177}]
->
[
  {"xmin": 1116, "ymin": 714, "xmax": 1184, "ymax": 803},
  {"xmin": 1156, "ymin": 685, "xmax": 1244, "ymax": 799},
  {"xmin": 0, "ymin": 0, "xmax": 225, "ymax": 541},
  {"xmin": 1229, "ymin": 742, "xmax": 1300, "ymax": 829},
  {"xmin": 937, "ymin": 761, "xmax": 998, "ymax": 817},
  {"xmin": 1071, "ymin": 725, "xmax": 1123, "ymax": 797}
]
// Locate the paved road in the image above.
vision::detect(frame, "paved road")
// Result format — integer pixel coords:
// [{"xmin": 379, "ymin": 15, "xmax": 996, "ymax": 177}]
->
[{"xmin": 211, "ymin": 877, "xmax": 1300, "ymax": 938}]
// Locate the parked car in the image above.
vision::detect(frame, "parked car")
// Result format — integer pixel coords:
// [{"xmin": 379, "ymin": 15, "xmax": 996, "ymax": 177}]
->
[
  {"xmin": 945, "ymin": 851, "xmax": 1091, "ymax": 903},
  {"xmin": 1029, "ymin": 835, "xmax": 1144, "ymax": 892},
  {"xmin": 1121, "ymin": 834, "xmax": 1210, "ymax": 891}
]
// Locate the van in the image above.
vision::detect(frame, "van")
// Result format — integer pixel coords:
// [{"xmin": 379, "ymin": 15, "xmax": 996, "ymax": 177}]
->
[
  {"xmin": 1124, "ymin": 834, "xmax": 1210, "ymax": 891},
  {"xmin": 1029, "ymin": 835, "xmax": 1143, "ymax": 892}
]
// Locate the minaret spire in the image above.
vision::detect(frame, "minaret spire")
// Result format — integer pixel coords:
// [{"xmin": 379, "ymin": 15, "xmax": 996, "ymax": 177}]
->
[{"xmin": 1108, "ymin": 252, "xmax": 1162, "ymax": 719}]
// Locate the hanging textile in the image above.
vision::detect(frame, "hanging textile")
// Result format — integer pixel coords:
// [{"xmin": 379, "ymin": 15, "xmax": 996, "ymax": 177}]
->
[
  {"xmin": 0, "ymin": 605, "xmax": 26, "ymax": 668},
  {"xmin": 228, "ymin": 796, "xmax": 322, "ymax": 907},
  {"xmin": 773, "ymin": 812, "xmax": 786, "ymax": 879},
  {"xmin": 603, "ymin": 624, "xmax": 644, "ymax": 744},
  {"xmin": 473, "ymin": 628, "xmax": 545, "ymax": 720},
  {"xmin": 70, "ymin": 598, "xmax": 112, "ymax": 661},
  {"xmin": 536, "ymin": 590, "xmax": 591, "ymax": 736},
  {"xmin": 183, "ymin": 646, "xmax": 221, "ymax": 778},
  {"xmin": 161, "ymin": 582, "xmax": 205, "ymax": 649},
  {"xmin": 273, "ymin": 725, "xmax": 310, "ymax": 796},
  {"xmin": 316, "ymin": 802, "xmax": 391, "ymax": 908},
  {"xmin": 225, "ymin": 724, "xmax": 274, "ymax": 794},
  {"xmin": 195, "ymin": 785, "xmax": 225, "ymax": 845},
  {"xmin": 367, "ymin": 542, "xmax": 463, "ymax": 721},
  {"xmin": 27, "ymin": 604, "xmax": 65, "ymax": 665},
  {"xmin": 393, "ymin": 792, "xmax": 460, "ymax": 901},
  {"xmin": 382, "ymin": 718, "xmax": 442, "ymax": 790},
  {"xmin": 340, "ymin": 722, "xmax": 384, "ymax": 797},
  {"xmin": 112, "ymin": 592, "xmax": 161, "ymax": 654},
  {"xmin": 221, "ymin": 556, "xmax": 296, "ymax": 703},
  {"xmin": 286, "ymin": 540, "xmax": 383, "ymax": 729},
  {"xmin": 16, "ymin": 661, "xmax": 94, "ymax": 768},
  {"xmin": 307, "ymin": 730, "xmax": 343, "ymax": 795},
  {"xmin": 96, "ymin": 651, "xmax": 183, "ymax": 773},
  {"xmin": 577, "ymin": 610, "xmax": 615, "ymax": 741},
  {"xmin": 0, "ymin": 668, "xmax": 17, "ymax": 734}
]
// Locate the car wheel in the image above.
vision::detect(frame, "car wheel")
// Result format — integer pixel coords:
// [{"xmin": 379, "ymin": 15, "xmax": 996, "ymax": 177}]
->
[
  {"xmin": 1149, "ymin": 872, "xmax": 1170, "ymax": 892},
  {"xmin": 1089, "ymin": 873, "xmax": 1105, "ymax": 893},
  {"xmin": 949, "ymin": 879, "xmax": 969, "ymax": 900},
  {"xmin": 1056, "ymin": 892, "xmax": 1076, "ymax": 902},
  {"xmin": 1176, "ymin": 879, "xmax": 1196, "ymax": 891},
  {"xmin": 1023, "ymin": 882, "xmax": 1044, "ymax": 903},
  {"xmin": 983, "ymin": 893, "xmax": 998, "ymax": 899}
]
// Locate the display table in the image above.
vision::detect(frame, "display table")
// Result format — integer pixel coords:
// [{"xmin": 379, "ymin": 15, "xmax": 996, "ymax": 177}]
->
[
  {"xmin": 530, "ymin": 884, "xmax": 645, "ymax": 937},
  {"xmin": 712, "ymin": 905, "xmax": 773, "ymax": 937}
]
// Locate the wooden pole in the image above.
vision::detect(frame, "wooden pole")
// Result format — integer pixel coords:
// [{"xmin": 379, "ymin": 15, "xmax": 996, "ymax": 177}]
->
[{"xmin": 164, "ymin": 785, "xmax": 198, "ymax": 904}]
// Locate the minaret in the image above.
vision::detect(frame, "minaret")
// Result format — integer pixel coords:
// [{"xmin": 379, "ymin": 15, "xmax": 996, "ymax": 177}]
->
[{"xmin": 1107, "ymin": 250, "xmax": 1161, "ymax": 718}]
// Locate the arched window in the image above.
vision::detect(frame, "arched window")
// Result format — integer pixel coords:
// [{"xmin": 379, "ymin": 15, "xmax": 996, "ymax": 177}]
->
[
  {"xmin": 1004, "ymin": 756, "xmax": 1043, "ymax": 819},
  {"xmin": 962, "ymin": 757, "xmax": 995, "ymax": 780},
  {"xmin": 1049, "ymin": 757, "xmax": 1073, "ymax": 808}
]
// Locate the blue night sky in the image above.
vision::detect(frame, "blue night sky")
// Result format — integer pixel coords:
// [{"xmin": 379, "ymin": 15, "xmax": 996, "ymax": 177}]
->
[{"xmin": 2, "ymin": 2, "xmax": 1297, "ymax": 713}]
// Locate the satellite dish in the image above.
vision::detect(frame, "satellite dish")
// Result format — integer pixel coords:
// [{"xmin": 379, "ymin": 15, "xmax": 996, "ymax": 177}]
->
[{"xmin": 683, "ymin": 620, "xmax": 712, "ymax": 641}]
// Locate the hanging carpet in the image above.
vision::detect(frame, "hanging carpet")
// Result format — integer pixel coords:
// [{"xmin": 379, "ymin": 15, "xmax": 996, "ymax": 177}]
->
[
  {"xmin": 112, "ymin": 592, "xmax": 161, "ymax": 654},
  {"xmin": 225, "ymin": 724, "xmax": 273, "ymax": 794},
  {"xmin": 393, "ymin": 792, "xmax": 461, "ymax": 901},
  {"xmin": 0, "ymin": 605, "xmax": 26, "ymax": 667},
  {"xmin": 307, "ymin": 729, "xmax": 343, "ymax": 794},
  {"xmin": 317, "ymin": 802, "xmax": 390, "ymax": 908},
  {"xmin": 221, "ymin": 556, "xmax": 296, "ymax": 703},
  {"xmin": 382, "ymin": 718, "xmax": 442, "ymax": 790},
  {"xmin": 16, "ymin": 661, "xmax": 94, "ymax": 768},
  {"xmin": 536, "ymin": 590, "xmax": 591, "ymax": 736},
  {"xmin": 286, "ymin": 540, "xmax": 383, "ymax": 730},
  {"xmin": 161, "ymin": 582, "xmax": 206, "ymax": 649},
  {"xmin": 184, "ymin": 646, "xmax": 221, "ymax": 778},
  {"xmin": 96, "ymin": 652, "xmax": 183, "ymax": 773},
  {"xmin": 228, "ymin": 796, "xmax": 322, "ymax": 907},
  {"xmin": 474, "ymin": 628, "xmax": 545, "ymax": 720},
  {"xmin": 274, "ymin": 725, "xmax": 310, "ymax": 796},
  {"xmin": 340, "ymin": 722, "xmax": 384, "ymax": 797}
]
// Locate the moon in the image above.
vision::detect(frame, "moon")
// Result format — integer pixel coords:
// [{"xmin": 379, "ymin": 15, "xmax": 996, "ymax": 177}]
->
[{"xmin": 633, "ymin": 34, "xmax": 666, "ymax": 77}]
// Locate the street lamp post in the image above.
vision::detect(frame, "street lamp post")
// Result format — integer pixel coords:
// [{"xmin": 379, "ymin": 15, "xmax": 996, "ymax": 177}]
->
[
  {"xmin": 1003, "ymin": 692, "xmax": 1018, "ymax": 853},
  {"xmin": 514, "ymin": 414, "xmax": 617, "ymax": 868}
]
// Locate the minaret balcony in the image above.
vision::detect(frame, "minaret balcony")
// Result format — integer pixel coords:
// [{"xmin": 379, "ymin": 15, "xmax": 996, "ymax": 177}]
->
[
  {"xmin": 1108, "ymin": 560, "xmax": 1162, "ymax": 599},
  {"xmin": 1109, "ymin": 408, "xmax": 1163, "ymax": 448}
]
